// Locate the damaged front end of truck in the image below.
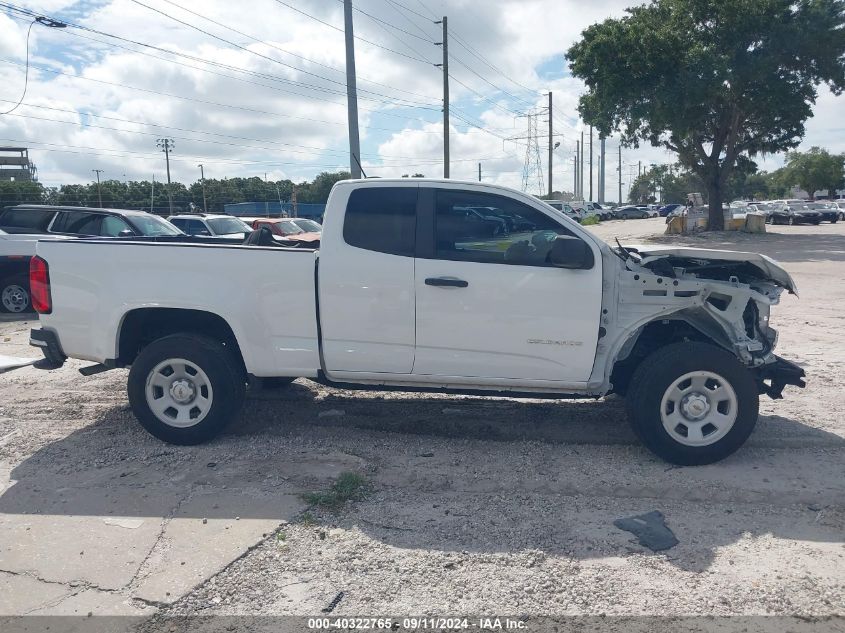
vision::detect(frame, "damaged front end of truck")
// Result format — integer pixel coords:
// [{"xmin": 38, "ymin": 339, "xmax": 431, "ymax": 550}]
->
[{"xmin": 597, "ymin": 245, "xmax": 806, "ymax": 399}]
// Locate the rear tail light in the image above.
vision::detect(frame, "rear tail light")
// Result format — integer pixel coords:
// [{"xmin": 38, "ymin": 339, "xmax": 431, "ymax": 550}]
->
[{"xmin": 29, "ymin": 256, "xmax": 52, "ymax": 314}]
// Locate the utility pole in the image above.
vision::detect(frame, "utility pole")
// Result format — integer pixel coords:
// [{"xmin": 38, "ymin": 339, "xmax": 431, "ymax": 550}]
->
[
  {"xmin": 574, "ymin": 141, "xmax": 580, "ymax": 199},
  {"xmin": 589, "ymin": 126, "xmax": 593, "ymax": 201},
  {"xmin": 478, "ymin": 162, "xmax": 481, "ymax": 182},
  {"xmin": 573, "ymin": 156, "xmax": 577, "ymax": 197},
  {"xmin": 618, "ymin": 144, "xmax": 623, "ymax": 204},
  {"xmin": 150, "ymin": 175, "xmax": 155, "ymax": 213},
  {"xmin": 91, "ymin": 169, "xmax": 103, "ymax": 208},
  {"xmin": 197, "ymin": 164, "xmax": 207, "ymax": 213},
  {"xmin": 435, "ymin": 17, "xmax": 449, "ymax": 178},
  {"xmin": 343, "ymin": 0, "xmax": 362, "ymax": 179},
  {"xmin": 547, "ymin": 92, "xmax": 553, "ymax": 198},
  {"xmin": 638, "ymin": 160, "xmax": 642, "ymax": 178},
  {"xmin": 599, "ymin": 135, "xmax": 606, "ymax": 204},
  {"xmin": 156, "ymin": 138, "xmax": 174, "ymax": 214},
  {"xmin": 580, "ymin": 130, "xmax": 585, "ymax": 201}
]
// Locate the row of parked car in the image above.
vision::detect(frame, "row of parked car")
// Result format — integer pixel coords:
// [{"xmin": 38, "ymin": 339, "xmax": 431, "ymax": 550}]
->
[
  {"xmin": 662, "ymin": 199, "xmax": 845, "ymax": 225},
  {"xmin": 0, "ymin": 204, "xmax": 323, "ymax": 313},
  {"xmin": 546, "ymin": 200, "xmax": 663, "ymax": 222}
]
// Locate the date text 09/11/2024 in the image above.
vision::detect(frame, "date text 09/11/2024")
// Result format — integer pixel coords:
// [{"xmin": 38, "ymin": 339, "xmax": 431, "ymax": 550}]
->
[{"xmin": 307, "ymin": 617, "xmax": 528, "ymax": 630}]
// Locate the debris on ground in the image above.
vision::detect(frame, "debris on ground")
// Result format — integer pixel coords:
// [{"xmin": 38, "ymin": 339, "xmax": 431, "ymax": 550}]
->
[{"xmin": 613, "ymin": 510, "xmax": 679, "ymax": 552}]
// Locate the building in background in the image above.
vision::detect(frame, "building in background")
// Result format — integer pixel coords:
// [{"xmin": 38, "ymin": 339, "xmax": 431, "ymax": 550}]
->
[{"xmin": 0, "ymin": 148, "xmax": 37, "ymax": 182}]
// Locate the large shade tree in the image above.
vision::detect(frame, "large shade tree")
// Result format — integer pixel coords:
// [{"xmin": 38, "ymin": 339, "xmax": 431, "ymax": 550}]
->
[
  {"xmin": 783, "ymin": 147, "xmax": 845, "ymax": 198},
  {"xmin": 567, "ymin": 0, "xmax": 845, "ymax": 229}
]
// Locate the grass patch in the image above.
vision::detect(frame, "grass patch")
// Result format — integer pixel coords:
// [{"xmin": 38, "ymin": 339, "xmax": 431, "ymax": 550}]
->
[
  {"xmin": 580, "ymin": 215, "xmax": 600, "ymax": 225},
  {"xmin": 302, "ymin": 472, "xmax": 370, "ymax": 511}
]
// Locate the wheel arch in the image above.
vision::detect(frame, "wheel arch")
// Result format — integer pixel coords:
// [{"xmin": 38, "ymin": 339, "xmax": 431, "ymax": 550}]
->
[
  {"xmin": 116, "ymin": 307, "xmax": 246, "ymax": 374},
  {"xmin": 608, "ymin": 315, "xmax": 735, "ymax": 396}
]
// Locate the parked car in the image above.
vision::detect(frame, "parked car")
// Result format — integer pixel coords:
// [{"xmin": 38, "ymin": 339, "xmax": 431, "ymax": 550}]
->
[
  {"xmin": 167, "ymin": 214, "xmax": 252, "ymax": 238},
  {"xmin": 0, "ymin": 207, "xmax": 181, "ymax": 313},
  {"xmin": 251, "ymin": 218, "xmax": 321, "ymax": 243},
  {"xmin": 768, "ymin": 202, "xmax": 822, "ymax": 225},
  {"xmin": 659, "ymin": 204, "xmax": 682, "ymax": 217},
  {"xmin": 0, "ymin": 205, "xmax": 183, "ymax": 237},
  {"xmin": 29, "ymin": 179, "xmax": 804, "ymax": 465},
  {"xmin": 545, "ymin": 200, "xmax": 582, "ymax": 222},
  {"xmin": 615, "ymin": 205, "xmax": 650, "ymax": 219},
  {"xmin": 802, "ymin": 202, "xmax": 839, "ymax": 223},
  {"xmin": 833, "ymin": 200, "xmax": 845, "ymax": 221}
]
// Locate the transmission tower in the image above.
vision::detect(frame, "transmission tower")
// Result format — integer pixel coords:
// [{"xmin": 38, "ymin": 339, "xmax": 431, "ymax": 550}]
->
[{"xmin": 514, "ymin": 112, "xmax": 544, "ymax": 195}]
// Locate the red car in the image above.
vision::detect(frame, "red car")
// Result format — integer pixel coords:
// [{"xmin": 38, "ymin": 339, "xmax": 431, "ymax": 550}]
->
[{"xmin": 251, "ymin": 218, "xmax": 320, "ymax": 244}]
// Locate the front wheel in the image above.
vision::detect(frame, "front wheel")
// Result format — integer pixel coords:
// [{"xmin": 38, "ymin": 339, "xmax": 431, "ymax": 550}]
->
[
  {"xmin": 127, "ymin": 334, "xmax": 246, "ymax": 445},
  {"xmin": 625, "ymin": 342, "xmax": 759, "ymax": 465},
  {"xmin": 1, "ymin": 276, "xmax": 30, "ymax": 313}
]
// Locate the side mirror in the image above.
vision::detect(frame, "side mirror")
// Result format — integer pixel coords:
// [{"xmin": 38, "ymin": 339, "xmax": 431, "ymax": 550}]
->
[
  {"xmin": 197, "ymin": 230, "xmax": 211, "ymax": 236},
  {"xmin": 117, "ymin": 229, "xmax": 135, "ymax": 237},
  {"xmin": 548, "ymin": 235, "xmax": 595, "ymax": 270}
]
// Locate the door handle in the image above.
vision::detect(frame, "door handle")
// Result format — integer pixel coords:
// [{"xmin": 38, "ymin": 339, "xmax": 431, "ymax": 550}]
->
[{"xmin": 425, "ymin": 277, "xmax": 468, "ymax": 288}]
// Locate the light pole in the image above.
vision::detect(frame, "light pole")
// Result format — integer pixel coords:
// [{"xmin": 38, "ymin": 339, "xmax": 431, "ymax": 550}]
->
[
  {"xmin": 156, "ymin": 138, "xmax": 175, "ymax": 214},
  {"xmin": 91, "ymin": 169, "xmax": 104, "ymax": 208},
  {"xmin": 198, "ymin": 164, "xmax": 207, "ymax": 213}
]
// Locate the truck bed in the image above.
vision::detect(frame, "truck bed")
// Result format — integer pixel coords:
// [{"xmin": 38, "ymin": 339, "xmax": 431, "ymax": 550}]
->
[{"xmin": 36, "ymin": 237, "xmax": 321, "ymax": 377}]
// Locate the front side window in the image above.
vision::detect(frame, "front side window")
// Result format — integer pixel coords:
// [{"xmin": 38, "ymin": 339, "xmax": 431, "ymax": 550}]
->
[
  {"xmin": 131, "ymin": 215, "xmax": 183, "ymax": 236},
  {"xmin": 184, "ymin": 220, "xmax": 209, "ymax": 236},
  {"xmin": 434, "ymin": 190, "xmax": 573, "ymax": 266},
  {"xmin": 343, "ymin": 187, "xmax": 417, "ymax": 257},
  {"xmin": 100, "ymin": 215, "xmax": 133, "ymax": 237}
]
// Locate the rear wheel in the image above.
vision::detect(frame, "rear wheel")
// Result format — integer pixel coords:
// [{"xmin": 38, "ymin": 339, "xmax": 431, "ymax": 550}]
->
[
  {"xmin": 1, "ymin": 276, "xmax": 30, "ymax": 313},
  {"xmin": 128, "ymin": 334, "xmax": 246, "ymax": 445},
  {"xmin": 625, "ymin": 342, "xmax": 759, "ymax": 465}
]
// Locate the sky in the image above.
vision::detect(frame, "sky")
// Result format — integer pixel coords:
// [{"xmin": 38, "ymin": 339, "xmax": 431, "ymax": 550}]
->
[{"xmin": 0, "ymin": 0, "xmax": 843, "ymax": 202}]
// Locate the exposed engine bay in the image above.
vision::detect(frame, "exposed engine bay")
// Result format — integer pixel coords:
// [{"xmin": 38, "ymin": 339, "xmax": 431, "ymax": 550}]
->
[{"xmin": 590, "ymin": 244, "xmax": 805, "ymax": 398}]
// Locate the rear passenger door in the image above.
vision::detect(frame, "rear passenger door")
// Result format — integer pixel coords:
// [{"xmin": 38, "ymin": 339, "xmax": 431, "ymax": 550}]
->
[{"xmin": 318, "ymin": 184, "xmax": 419, "ymax": 375}]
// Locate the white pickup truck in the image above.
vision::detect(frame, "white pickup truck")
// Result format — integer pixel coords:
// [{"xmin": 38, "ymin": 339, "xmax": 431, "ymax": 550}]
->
[{"xmin": 28, "ymin": 179, "xmax": 805, "ymax": 465}]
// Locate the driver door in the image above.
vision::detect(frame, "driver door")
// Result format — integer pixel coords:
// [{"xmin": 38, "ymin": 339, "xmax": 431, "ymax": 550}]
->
[{"xmin": 413, "ymin": 187, "xmax": 603, "ymax": 384}]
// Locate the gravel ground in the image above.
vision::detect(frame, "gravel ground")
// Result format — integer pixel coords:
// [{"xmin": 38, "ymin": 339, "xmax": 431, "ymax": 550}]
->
[{"xmin": 0, "ymin": 217, "xmax": 843, "ymax": 629}]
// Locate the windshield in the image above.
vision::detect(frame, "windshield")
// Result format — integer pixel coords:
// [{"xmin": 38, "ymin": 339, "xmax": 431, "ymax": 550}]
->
[
  {"xmin": 130, "ymin": 214, "xmax": 183, "ymax": 236},
  {"xmin": 292, "ymin": 219, "xmax": 322, "ymax": 232},
  {"xmin": 207, "ymin": 217, "xmax": 251, "ymax": 235},
  {"xmin": 275, "ymin": 220, "xmax": 304, "ymax": 235}
]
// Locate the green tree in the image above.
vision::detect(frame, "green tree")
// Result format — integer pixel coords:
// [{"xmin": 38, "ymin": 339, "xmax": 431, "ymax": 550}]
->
[
  {"xmin": 567, "ymin": 0, "xmax": 845, "ymax": 229},
  {"xmin": 783, "ymin": 147, "xmax": 844, "ymax": 199}
]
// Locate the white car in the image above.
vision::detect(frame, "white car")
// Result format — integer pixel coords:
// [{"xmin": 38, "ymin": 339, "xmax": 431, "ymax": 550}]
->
[
  {"xmin": 167, "ymin": 214, "xmax": 252, "ymax": 239},
  {"xmin": 30, "ymin": 179, "xmax": 804, "ymax": 465}
]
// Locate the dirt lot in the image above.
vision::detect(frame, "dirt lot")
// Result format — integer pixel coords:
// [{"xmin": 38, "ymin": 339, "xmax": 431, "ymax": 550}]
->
[{"xmin": 0, "ymin": 217, "xmax": 843, "ymax": 629}]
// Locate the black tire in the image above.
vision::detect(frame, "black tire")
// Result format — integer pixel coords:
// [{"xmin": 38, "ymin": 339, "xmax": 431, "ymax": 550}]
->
[
  {"xmin": 0, "ymin": 275, "xmax": 31, "ymax": 314},
  {"xmin": 625, "ymin": 342, "xmax": 759, "ymax": 465},
  {"xmin": 127, "ymin": 333, "xmax": 246, "ymax": 445}
]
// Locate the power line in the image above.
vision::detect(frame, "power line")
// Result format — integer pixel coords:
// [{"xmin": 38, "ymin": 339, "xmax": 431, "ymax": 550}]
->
[
  {"xmin": 157, "ymin": 0, "xmax": 437, "ymax": 103},
  {"xmin": 128, "ymin": 0, "xmax": 438, "ymax": 109},
  {"xmin": 0, "ymin": 57, "xmax": 441, "ymax": 127},
  {"xmin": 272, "ymin": 0, "xmax": 433, "ymax": 66},
  {"xmin": 340, "ymin": 0, "xmax": 435, "ymax": 44}
]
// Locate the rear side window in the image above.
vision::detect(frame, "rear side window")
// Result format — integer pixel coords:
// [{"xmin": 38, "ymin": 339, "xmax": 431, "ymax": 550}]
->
[
  {"xmin": 0, "ymin": 207, "xmax": 55, "ymax": 231},
  {"xmin": 343, "ymin": 187, "xmax": 417, "ymax": 257},
  {"xmin": 52, "ymin": 211, "xmax": 103, "ymax": 236}
]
